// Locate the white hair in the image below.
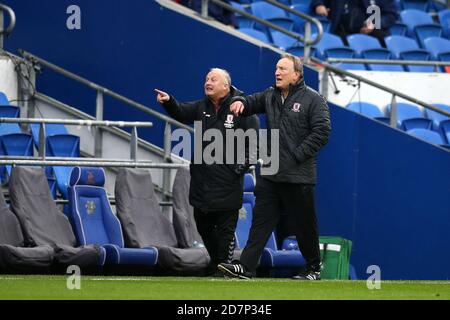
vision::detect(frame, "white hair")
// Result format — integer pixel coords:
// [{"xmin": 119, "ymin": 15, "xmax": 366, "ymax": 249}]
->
[{"xmin": 209, "ymin": 68, "xmax": 232, "ymax": 86}]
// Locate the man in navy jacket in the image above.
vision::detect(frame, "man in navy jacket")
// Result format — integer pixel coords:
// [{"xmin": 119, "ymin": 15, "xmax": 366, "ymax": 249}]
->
[{"xmin": 311, "ymin": 0, "xmax": 398, "ymax": 46}]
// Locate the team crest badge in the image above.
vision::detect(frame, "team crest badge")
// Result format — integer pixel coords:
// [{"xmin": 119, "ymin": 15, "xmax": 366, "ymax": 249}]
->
[
  {"xmin": 85, "ymin": 201, "xmax": 96, "ymax": 215},
  {"xmin": 224, "ymin": 114, "xmax": 234, "ymax": 129},
  {"xmin": 292, "ymin": 103, "xmax": 301, "ymax": 112}
]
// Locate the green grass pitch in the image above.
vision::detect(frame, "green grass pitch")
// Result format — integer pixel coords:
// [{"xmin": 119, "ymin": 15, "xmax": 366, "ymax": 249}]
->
[{"xmin": 0, "ymin": 276, "xmax": 449, "ymax": 300}]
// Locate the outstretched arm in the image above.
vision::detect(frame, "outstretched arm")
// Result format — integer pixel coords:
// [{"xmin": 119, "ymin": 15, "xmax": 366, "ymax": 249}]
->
[
  {"xmin": 154, "ymin": 89, "xmax": 199, "ymax": 124},
  {"xmin": 229, "ymin": 89, "xmax": 271, "ymax": 117}
]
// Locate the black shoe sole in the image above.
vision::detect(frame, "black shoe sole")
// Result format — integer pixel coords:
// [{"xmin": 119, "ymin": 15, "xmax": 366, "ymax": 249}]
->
[{"xmin": 217, "ymin": 264, "xmax": 251, "ymax": 280}]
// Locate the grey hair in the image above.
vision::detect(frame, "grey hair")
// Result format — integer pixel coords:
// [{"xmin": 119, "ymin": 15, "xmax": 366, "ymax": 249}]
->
[
  {"xmin": 280, "ymin": 54, "xmax": 303, "ymax": 75},
  {"xmin": 209, "ymin": 68, "xmax": 232, "ymax": 86}
]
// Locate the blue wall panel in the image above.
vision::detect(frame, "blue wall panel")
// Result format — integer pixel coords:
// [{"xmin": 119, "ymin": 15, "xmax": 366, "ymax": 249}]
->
[
  {"xmin": 317, "ymin": 105, "xmax": 450, "ymax": 280},
  {"xmin": 3, "ymin": 0, "xmax": 280, "ymax": 145}
]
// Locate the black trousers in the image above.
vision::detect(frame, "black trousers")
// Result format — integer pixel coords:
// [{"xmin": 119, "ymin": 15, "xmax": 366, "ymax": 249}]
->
[
  {"xmin": 240, "ymin": 177, "xmax": 321, "ymax": 274},
  {"xmin": 194, "ymin": 208, "xmax": 239, "ymax": 271}
]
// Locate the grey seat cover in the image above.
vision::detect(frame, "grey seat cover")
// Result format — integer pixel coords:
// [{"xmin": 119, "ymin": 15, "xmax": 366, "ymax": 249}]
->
[
  {"xmin": 0, "ymin": 190, "xmax": 53, "ymax": 273},
  {"xmin": 9, "ymin": 167, "xmax": 102, "ymax": 268},
  {"xmin": 115, "ymin": 168, "xmax": 210, "ymax": 271},
  {"xmin": 171, "ymin": 167, "xmax": 205, "ymax": 248}
]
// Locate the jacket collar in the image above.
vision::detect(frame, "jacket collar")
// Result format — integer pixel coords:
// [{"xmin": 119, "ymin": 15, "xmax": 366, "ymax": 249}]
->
[
  {"xmin": 206, "ymin": 85, "xmax": 242, "ymax": 114},
  {"xmin": 274, "ymin": 78, "xmax": 306, "ymax": 95}
]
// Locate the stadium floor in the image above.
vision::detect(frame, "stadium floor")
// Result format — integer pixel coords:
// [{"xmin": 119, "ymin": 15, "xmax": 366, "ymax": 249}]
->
[{"xmin": 0, "ymin": 275, "xmax": 449, "ymax": 300}]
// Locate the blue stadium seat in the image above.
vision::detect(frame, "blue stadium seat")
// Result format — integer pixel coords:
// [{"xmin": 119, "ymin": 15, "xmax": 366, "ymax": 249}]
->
[
  {"xmin": 259, "ymin": 232, "xmax": 306, "ymax": 270},
  {"xmin": 426, "ymin": 104, "xmax": 450, "ymax": 143},
  {"xmin": 426, "ymin": 104, "xmax": 450, "ymax": 132},
  {"xmin": 387, "ymin": 102, "xmax": 433, "ymax": 130},
  {"xmin": 347, "ymin": 34, "xmax": 403, "ymax": 71},
  {"xmin": 423, "ymin": 36, "xmax": 450, "ymax": 60},
  {"xmin": 68, "ymin": 167, "xmax": 158, "ymax": 267},
  {"xmin": 236, "ymin": 174, "xmax": 255, "ymax": 248},
  {"xmin": 400, "ymin": 9, "xmax": 443, "ymax": 47},
  {"xmin": 239, "ymin": 28, "xmax": 271, "ymax": 43},
  {"xmin": 270, "ymin": 30, "xmax": 298, "ymax": 49},
  {"xmin": 267, "ymin": 17, "xmax": 295, "ymax": 31},
  {"xmin": 236, "ymin": 16, "xmax": 255, "ymax": 29},
  {"xmin": 315, "ymin": 33, "xmax": 365, "ymax": 70},
  {"xmin": 0, "ymin": 105, "xmax": 20, "ymax": 118},
  {"xmin": 385, "ymin": 35, "xmax": 434, "ymax": 72},
  {"xmin": 429, "ymin": 0, "xmax": 446, "ymax": 12},
  {"xmin": 290, "ymin": 3, "xmax": 311, "ymax": 15},
  {"xmin": 315, "ymin": 32, "xmax": 355, "ymax": 60},
  {"xmin": 47, "ymin": 175, "xmax": 58, "ymax": 200},
  {"xmin": 346, "ymin": 102, "xmax": 390, "ymax": 124},
  {"xmin": 291, "ymin": 0, "xmax": 310, "ymax": 5},
  {"xmin": 0, "ymin": 92, "xmax": 10, "ymax": 105},
  {"xmin": 390, "ymin": 22, "xmax": 408, "ymax": 36},
  {"xmin": 407, "ymin": 128, "xmax": 445, "ymax": 145},
  {"xmin": 0, "ymin": 120, "xmax": 34, "ymax": 182},
  {"xmin": 289, "ymin": 3, "xmax": 311, "ymax": 33},
  {"xmin": 251, "ymin": 1, "xmax": 287, "ymax": 20},
  {"xmin": 235, "ymin": 202, "xmax": 253, "ymax": 250},
  {"xmin": 441, "ymin": 121, "xmax": 450, "ymax": 145},
  {"xmin": 286, "ymin": 44, "xmax": 317, "ymax": 58},
  {"xmin": 230, "ymin": 1, "xmax": 248, "ymax": 15},
  {"xmin": 250, "ymin": 2, "xmax": 290, "ymax": 40},
  {"xmin": 243, "ymin": 173, "xmax": 255, "ymax": 208},
  {"xmin": 402, "ymin": 0, "xmax": 429, "ymax": 11},
  {"xmin": 438, "ymin": 9, "xmax": 450, "ymax": 39},
  {"xmin": 347, "ymin": 34, "xmax": 382, "ymax": 57},
  {"xmin": 30, "ymin": 124, "xmax": 80, "ymax": 199},
  {"xmin": 363, "ymin": 49, "xmax": 405, "ymax": 71}
]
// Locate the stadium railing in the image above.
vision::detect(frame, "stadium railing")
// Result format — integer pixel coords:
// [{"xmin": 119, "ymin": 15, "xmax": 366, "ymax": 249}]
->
[
  {"xmin": 201, "ymin": 0, "xmax": 323, "ymax": 62},
  {"xmin": 314, "ymin": 57, "xmax": 450, "ymax": 131}
]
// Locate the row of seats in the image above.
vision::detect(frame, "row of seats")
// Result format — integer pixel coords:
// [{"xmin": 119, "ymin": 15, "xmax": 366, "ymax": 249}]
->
[
  {"xmin": 231, "ymin": 2, "xmax": 450, "ymax": 72},
  {"xmin": 233, "ymin": 0, "xmax": 445, "ymax": 14},
  {"xmin": 232, "ymin": 2, "xmax": 450, "ymax": 41},
  {"xmin": 1, "ymin": 91, "xmax": 81, "ymax": 199},
  {"xmin": 0, "ymin": 166, "xmax": 210, "ymax": 274},
  {"xmin": 346, "ymin": 101, "xmax": 450, "ymax": 146},
  {"xmin": 1, "ymin": 166, "xmax": 308, "ymax": 276}
]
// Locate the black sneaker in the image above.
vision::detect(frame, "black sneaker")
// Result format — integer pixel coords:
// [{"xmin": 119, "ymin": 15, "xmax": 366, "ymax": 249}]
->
[
  {"xmin": 292, "ymin": 269, "xmax": 321, "ymax": 280},
  {"xmin": 217, "ymin": 262, "xmax": 252, "ymax": 279},
  {"xmin": 209, "ymin": 270, "xmax": 226, "ymax": 278}
]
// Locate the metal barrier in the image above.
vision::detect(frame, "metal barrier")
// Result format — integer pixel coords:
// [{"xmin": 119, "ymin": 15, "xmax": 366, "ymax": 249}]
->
[
  {"xmin": 0, "ymin": 117, "xmax": 152, "ymax": 161},
  {"xmin": 201, "ymin": 0, "xmax": 323, "ymax": 62},
  {"xmin": 0, "ymin": 3, "xmax": 16, "ymax": 49},
  {"xmin": 313, "ymin": 57, "xmax": 450, "ymax": 128},
  {"xmin": 327, "ymin": 57, "xmax": 450, "ymax": 73}
]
